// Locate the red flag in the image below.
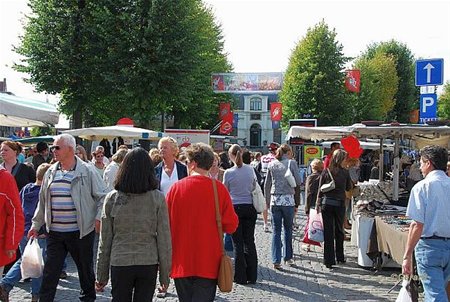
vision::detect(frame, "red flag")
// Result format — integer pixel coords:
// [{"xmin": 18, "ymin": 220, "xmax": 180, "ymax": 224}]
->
[
  {"xmin": 270, "ymin": 102, "xmax": 282, "ymax": 121},
  {"xmin": 345, "ymin": 70, "xmax": 360, "ymax": 93},
  {"xmin": 219, "ymin": 103, "xmax": 233, "ymax": 134}
]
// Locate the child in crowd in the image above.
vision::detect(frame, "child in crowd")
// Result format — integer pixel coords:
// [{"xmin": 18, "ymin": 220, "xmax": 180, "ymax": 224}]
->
[{"xmin": 0, "ymin": 163, "xmax": 51, "ymax": 302}]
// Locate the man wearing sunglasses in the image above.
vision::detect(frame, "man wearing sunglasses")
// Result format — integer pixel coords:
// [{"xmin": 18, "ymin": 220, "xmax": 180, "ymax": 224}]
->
[{"xmin": 28, "ymin": 134, "xmax": 108, "ymax": 302}]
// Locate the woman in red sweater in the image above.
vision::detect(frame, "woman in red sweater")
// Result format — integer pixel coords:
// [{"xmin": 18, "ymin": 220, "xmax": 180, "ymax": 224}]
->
[
  {"xmin": 166, "ymin": 143, "xmax": 238, "ymax": 302},
  {"xmin": 0, "ymin": 167, "xmax": 24, "ymax": 288}
]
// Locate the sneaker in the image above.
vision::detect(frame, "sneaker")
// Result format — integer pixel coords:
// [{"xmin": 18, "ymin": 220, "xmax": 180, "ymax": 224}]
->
[
  {"xmin": 273, "ymin": 263, "xmax": 282, "ymax": 270},
  {"xmin": 263, "ymin": 224, "xmax": 270, "ymax": 232},
  {"xmin": 0, "ymin": 284, "xmax": 9, "ymax": 302},
  {"xmin": 285, "ymin": 259, "xmax": 295, "ymax": 267},
  {"xmin": 59, "ymin": 271, "xmax": 68, "ymax": 279}
]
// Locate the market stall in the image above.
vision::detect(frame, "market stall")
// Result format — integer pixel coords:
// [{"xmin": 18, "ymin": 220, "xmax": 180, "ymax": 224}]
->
[{"xmin": 62, "ymin": 125, "xmax": 163, "ymax": 140}]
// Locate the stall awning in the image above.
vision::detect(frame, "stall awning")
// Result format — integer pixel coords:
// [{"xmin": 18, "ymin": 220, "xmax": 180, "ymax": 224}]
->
[
  {"xmin": 62, "ymin": 125, "xmax": 163, "ymax": 140},
  {"xmin": 0, "ymin": 93, "xmax": 60, "ymax": 126}
]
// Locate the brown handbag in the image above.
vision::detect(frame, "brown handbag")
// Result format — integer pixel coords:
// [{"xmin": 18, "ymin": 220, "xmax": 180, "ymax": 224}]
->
[{"xmin": 212, "ymin": 179, "xmax": 233, "ymax": 293}]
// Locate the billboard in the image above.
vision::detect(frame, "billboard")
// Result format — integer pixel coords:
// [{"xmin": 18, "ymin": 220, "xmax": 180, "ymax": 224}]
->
[{"xmin": 212, "ymin": 72, "xmax": 284, "ymax": 93}]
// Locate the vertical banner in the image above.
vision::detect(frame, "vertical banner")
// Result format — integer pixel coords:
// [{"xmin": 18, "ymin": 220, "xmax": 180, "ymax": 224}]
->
[
  {"xmin": 345, "ymin": 70, "xmax": 361, "ymax": 93},
  {"xmin": 219, "ymin": 102, "xmax": 233, "ymax": 134},
  {"xmin": 270, "ymin": 102, "xmax": 282, "ymax": 121},
  {"xmin": 233, "ymin": 113, "xmax": 239, "ymax": 128}
]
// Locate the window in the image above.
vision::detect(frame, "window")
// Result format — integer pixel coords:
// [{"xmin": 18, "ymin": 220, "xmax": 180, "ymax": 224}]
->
[
  {"xmin": 250, "ymin": 114, "xmax": 261, "ymax": 120},
  {"xmin": 250, "ymin": 97, "xmax": 262, "ymax": 111}
]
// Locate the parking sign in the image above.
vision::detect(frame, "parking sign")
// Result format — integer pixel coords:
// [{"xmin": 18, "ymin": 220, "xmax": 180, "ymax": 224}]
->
[{"xmin": 419, "ymin": 94, "xmax": 437, "ymax": 121}]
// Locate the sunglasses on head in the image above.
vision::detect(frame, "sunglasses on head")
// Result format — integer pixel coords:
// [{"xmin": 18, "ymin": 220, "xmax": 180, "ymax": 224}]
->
[{"xmin": 50, "ymin": 145, "xmax": 61, "ymax": 151}]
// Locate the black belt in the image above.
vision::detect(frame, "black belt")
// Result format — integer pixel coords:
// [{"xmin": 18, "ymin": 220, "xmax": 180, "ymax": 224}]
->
[{"xmin": 421, "ymin": 235, "xmax": 450, "ymax": 240}]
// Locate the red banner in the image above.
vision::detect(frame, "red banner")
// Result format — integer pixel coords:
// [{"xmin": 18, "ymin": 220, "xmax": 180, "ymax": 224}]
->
[
  {"xmin": 345, "ymin": 70, "xmax": 361, "ymax": 93},
  {"xmin": 270, "ymin": 102, "xmax": 282, "ymax": 121},
  {"xmin": 219, "ymin": 103, "xmax": 233, "ymax": 134}
]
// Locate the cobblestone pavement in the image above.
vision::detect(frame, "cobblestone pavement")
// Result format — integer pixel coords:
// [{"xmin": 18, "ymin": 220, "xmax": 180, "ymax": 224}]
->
[{"xmin": 8, "ymin": 211, "xmax": 407, "ymax": 301}]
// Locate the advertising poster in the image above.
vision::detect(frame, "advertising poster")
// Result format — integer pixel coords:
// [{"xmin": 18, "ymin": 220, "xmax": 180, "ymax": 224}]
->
[{"xmin": 303, "ymin": 145, "xmax": 322, "ymax": 166}]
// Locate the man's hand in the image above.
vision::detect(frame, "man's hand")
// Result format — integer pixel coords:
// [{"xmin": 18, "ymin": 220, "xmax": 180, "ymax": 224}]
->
[
  {"xmin": 27, "ymin": 229, "xmax": 38, "ymax": 239},
  {"xmin": 95, "ymin": 219, "xmax": 101, "ymax": 234},
  {"xmin": 402, "ymin": 257, "xmax": 413, "ymax": 276}
]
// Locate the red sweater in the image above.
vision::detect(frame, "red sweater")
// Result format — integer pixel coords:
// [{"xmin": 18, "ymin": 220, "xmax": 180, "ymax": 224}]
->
[
  {"xmin": 166, "ymin": 175, "xmax": 238, "ymax": 279},
  {"xmin": 0, "ymin": 168, "xmax": 24, "ymax": 266}
]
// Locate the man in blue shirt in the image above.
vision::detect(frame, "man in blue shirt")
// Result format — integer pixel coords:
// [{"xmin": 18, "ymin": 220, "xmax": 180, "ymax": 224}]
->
[{"xmin": 402, "ymin": 145, "xmax": 450, "ymax": 302}]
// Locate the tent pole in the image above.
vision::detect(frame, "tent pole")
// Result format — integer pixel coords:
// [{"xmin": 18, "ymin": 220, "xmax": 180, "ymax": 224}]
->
[
  {"xmin": 393, "ymin": 134, "xmax": 400, "ymax": 202},
  {"xmin": 379, "ymin": 138, "xmax": 383, "ymax": 182}
]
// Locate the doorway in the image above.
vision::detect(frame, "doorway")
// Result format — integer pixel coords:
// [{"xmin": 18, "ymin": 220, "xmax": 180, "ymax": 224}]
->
[{"xmin": 250, "ymin": 123, "xmax": 261, "ymax": 147}]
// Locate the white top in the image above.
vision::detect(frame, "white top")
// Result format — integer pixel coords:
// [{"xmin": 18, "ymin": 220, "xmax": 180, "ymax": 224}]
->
[
  {"xmin": 407, "ymin": 170, "xmax": 450, "ymax": 238},
  {"xmin": 160, "ymin": 166, "xmax": 179, "ymax": 197},
  {"xmin": 103, "ymin": 161, "xmax": 120, "ymax": 191}
]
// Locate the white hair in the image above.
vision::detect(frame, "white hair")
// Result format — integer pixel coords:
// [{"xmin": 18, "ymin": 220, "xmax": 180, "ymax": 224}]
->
[{"xmin": 55, "ymin": 134, "xmax": 76, "ymax": 152}]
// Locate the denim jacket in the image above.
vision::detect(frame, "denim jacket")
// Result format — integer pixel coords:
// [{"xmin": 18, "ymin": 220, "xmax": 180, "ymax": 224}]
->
[{"xmin": 31, "ymin": 157, "xmax": 109, "ymax": 239}]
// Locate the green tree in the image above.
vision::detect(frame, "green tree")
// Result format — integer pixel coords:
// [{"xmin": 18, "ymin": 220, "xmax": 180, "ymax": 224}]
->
[
  {"xmin": 361, "ymin": 40, "xmax": 418, "ymax": 122},
  {"xmin": 350, "ymin": 51, "xmax": 398, "ymax": 122},
  {"xmin": 438, "ymin": 81, "xmax": 450, "ymax": 120},
  {"xmin": 14, "ymin": 0, "xmax": 231, "ymax": 130},
  {"xmin": 279, "ymin": 21, "xmax": 350, "ymax": 127}
]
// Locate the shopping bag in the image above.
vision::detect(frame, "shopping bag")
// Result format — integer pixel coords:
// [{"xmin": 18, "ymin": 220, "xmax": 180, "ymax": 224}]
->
[
  {"xmin": 395, "ymin": 279, "xmax": 413, "ymax": 302},
  {"xmin": 302, "ymin": 216, "xmax": 321, "ymax": 247},
  {"xmin": 284, "ymin": 162, "xmax": 297, "ymax": 188},
  {"xmin": 308, "ymin": 209, "xmax": 324, "ymax": 243},
  {"xmin": 20, "ymin": 238, "xmax": 44, "ymax": 279},
  {"xmin": 252, "ymin": 183, "xmax": 266, "ymax": 213},
  {"xmin": 217, "ymin": 254, "xmax": 233, "ymax": 292}
]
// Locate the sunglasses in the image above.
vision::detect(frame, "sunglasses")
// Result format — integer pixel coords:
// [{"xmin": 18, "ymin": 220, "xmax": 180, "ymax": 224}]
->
[{"xmin": 50, "ymin": 145, "xmax": 62, "ymax": 151}]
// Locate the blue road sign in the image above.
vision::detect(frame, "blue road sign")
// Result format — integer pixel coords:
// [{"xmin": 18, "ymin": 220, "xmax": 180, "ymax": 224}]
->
[
  {"xmin": 419, "ymin": 93, "xmax": 437, "ymax": 121},
  {"xmin": 415, "ymin": 59, "xmax": 444, "ymax": 86}
]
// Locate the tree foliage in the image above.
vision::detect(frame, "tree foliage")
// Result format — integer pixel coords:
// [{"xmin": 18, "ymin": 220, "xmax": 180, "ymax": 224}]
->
[
  {"xmin": 360, "ymin": 40, "xmax": 418, "ymax": 122},
  {"xmin": 349, "ymin": 51, "xmax": 398, "ymax": 122},
  {"xmin": 438, "ymin": 81, "xmax": 450, "ymax": 120},
  {"xmin": 279, "ymin": 21, "xmax": 350, "ymax": 127},
  {"xmin": 14, "ymin": 0, "xmax": 231, "ymax": 130}
]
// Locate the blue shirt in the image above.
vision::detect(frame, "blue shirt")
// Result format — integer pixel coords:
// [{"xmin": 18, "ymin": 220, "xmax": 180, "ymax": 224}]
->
[
  {"xmin": 223, "ymin": 164, "xmax": 255, "ymax": 205},
  {"xmin": 406, "ymin": 170, "xmax": 450, "ymax": 238}
]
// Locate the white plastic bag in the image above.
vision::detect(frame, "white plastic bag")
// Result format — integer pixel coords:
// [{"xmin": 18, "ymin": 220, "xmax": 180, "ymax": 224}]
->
[
  {"xmin": 308, "ymin": 209, "xmax": 324, "ymax": 242},
  {"xmin": 395, "ymin": 279, "xmax": 413, "ymax": 302},
  {"xmin": 252, "ymin": 182, "xmax": 265, "ymax": 213},
  {"xmin": 20, "ymin": 238, "xmax": 44, "ymax": 279}
]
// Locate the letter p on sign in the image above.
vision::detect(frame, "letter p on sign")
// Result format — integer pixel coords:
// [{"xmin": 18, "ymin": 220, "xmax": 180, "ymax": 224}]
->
[{"xmin": 420, "ymin": 94, "xmax": 437, "ymax": 119}]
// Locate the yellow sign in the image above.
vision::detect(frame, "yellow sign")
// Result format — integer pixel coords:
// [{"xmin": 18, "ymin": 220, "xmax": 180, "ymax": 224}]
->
[{"xmin": 303, "ymin": 146, "xmax": 322, "ymax": 166}]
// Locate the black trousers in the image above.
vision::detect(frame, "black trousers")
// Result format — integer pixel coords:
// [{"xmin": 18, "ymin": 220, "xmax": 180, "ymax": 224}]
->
[
  {"xmin": 110, "ymin": 265, "xmax": 158, "ymax": 302},
  {"xmin": 321, "ymin": 204, "xmax": 345, "ymax": 266},
  {"xmin": 174, "ymin": 277, "xmax": 217, "ymax": 302},
  {"xmin": 231, "ymin": 204, "xmax": 258, "ymax": 284},
  {"xmin": 39, "ymin": 231, "xmax": 95, "ymax": 302}
]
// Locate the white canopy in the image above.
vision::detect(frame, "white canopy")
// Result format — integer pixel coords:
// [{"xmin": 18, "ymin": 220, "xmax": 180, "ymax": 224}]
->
[
  {"xmin": 0, "ymin": 93, "xmax": 59, "ymax": 126},
  {"xmin": 62, "ymin": 125, "xmax": 163, "ymax": 140},
  {"xmin": 286, "ymin": 123, "xmax": 450, "ymax": 141}
]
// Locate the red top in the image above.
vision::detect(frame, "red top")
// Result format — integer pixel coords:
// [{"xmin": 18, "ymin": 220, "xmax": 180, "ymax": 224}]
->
[
  {"xmin": 0, "ymin": 168, "xmax": 25, "ymax": 266},
  {"xmin": 323, "ymin": 153, "xmax": 333, "ymax": 170},
  {"xmin": 166, "ymin": 175, "xmax": 238, "ymax": 279}
]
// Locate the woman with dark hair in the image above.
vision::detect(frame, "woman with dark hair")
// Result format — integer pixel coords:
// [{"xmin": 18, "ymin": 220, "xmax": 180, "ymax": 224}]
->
[
  {"xmin": 264, "ymin": 144, "xmax": 301, "ymax": 269},
  {"xmin": 316, "ymin": 149, "xmax": 353, "ymax": 269},
  {"xmin": 95, "ymin": 147, "xmax": 172, "ymax": 301},
  {"xmin": 1, "ymin": 141, "xmax": 36, "ymax": 191},
  {"xmin": 223, "ymin": 144, "xmax": 258, "ymax": 284}
]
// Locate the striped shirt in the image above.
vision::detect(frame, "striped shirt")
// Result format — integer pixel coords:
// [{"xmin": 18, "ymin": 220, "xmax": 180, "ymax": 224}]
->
[{"xmin": 50, "ymin": 169, "xmax": 79, "ymax": 232}]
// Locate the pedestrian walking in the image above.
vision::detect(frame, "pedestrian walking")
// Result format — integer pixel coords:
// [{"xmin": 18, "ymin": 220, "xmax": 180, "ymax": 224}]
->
[
  {"xmin": 28, "ymin": 134, "xmax": 108, "ymax": 302},
  {"xmin": 96, "ymin": 147, "xmax": 171, "ymax": 301},
  {"xmin": 166, "ymin": 143, "xmax": 238, "ymax": 302},
  {"xmin": 402, "ymin": 145, "xmax": 450, "ymax": 301}
]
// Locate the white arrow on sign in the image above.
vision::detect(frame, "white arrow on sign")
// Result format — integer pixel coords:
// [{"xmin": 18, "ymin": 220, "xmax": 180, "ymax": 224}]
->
[{"xmin": 424, "ymin": 63, "xmax": 435, "ymax": 83}]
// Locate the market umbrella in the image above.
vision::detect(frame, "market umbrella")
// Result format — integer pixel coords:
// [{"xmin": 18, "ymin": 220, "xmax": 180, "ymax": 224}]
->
[{"xmin": 62, "ymin": 125, "xmax": 163, "ymax": 140}]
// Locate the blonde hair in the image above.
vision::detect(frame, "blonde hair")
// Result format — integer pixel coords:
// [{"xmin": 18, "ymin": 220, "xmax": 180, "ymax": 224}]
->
[
  {"xmin": 329, "ymin": 149, "xmax": 348, "ymax": 173},
  {"xmin": 228, "ymin": 144, "xmax": 243, "ymax": 168},
  {"xmin": 158, "ymin": 136, "xmax": 179, "ymax": 157},
  {"xmin": 275, "ymin": 144, "xmax": 292, "ymax": 160},
  {"xmin": 310, "ymin": 158, "xmax": 323, "ymax": 172},
  {"xmin": 36, "ymin": 163, "xmax": 51, "ymax": 180}
]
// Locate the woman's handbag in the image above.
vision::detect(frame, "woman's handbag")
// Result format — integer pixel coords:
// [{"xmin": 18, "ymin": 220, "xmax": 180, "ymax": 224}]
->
[
  {"xmin": 302, "ymin": 216, "xmax": 321, "ymax": 247},
  {"xmin": 20, "ymin": 238, "xmax": 44, "ymax": 279},
  {"xmin": 284, "ymin": 160, "xmax": 297, "ymax": 188},
  {"xmin": 252, "ymin": 173, "xmax": 265, "ymax": 213},
  {"xmin": 307, "ymin": 209, "xmax": 324, "ymax": 243},
  {"xmin": 320, "ymin": 169, "xmax": 336, "ymax": 193},
  {"xmin": 212, "ymin": 179, "xmax": 233, "ymax": 293}
]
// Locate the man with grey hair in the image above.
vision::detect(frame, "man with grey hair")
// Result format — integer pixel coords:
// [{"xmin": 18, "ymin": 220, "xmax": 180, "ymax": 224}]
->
[
  {"xmin": 28, "ymin": 134, "xmax": 108, "ymax": 302},
  {"xmin": 402, "ymin": 145, "xmax": 450, "ymax": 301}
]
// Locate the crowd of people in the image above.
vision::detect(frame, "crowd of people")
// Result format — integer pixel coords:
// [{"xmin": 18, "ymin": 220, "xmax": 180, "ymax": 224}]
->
[{"xmin": 1, "ymin": 135, "xmax": 449, "ymax": 301}]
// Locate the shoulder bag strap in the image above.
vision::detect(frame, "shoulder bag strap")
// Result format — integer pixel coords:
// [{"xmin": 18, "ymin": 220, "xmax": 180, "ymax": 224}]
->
[
  {"xmin": 11, "ymin": 162, "xmax": 22, "ymax": 176},
  {"xmin": 212, "ymin": 179, "xmax": 225, "ymax": 255},
  {"xmin": 327, "ymin": 168, "xmax": 334, "ymax": 182}
]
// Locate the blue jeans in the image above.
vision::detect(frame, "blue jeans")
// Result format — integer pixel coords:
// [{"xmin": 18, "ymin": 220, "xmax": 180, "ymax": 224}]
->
[
  {"xmin": 271, "ymin": 205, "xmax": 295, "ymax": 264},
  {"xmin": 1, "ymin": 235, "xmax": 47, "ymax": 295},
  {"xmin": 415, "ymin": 238, "xmax": 450, "ymax": 302}
]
